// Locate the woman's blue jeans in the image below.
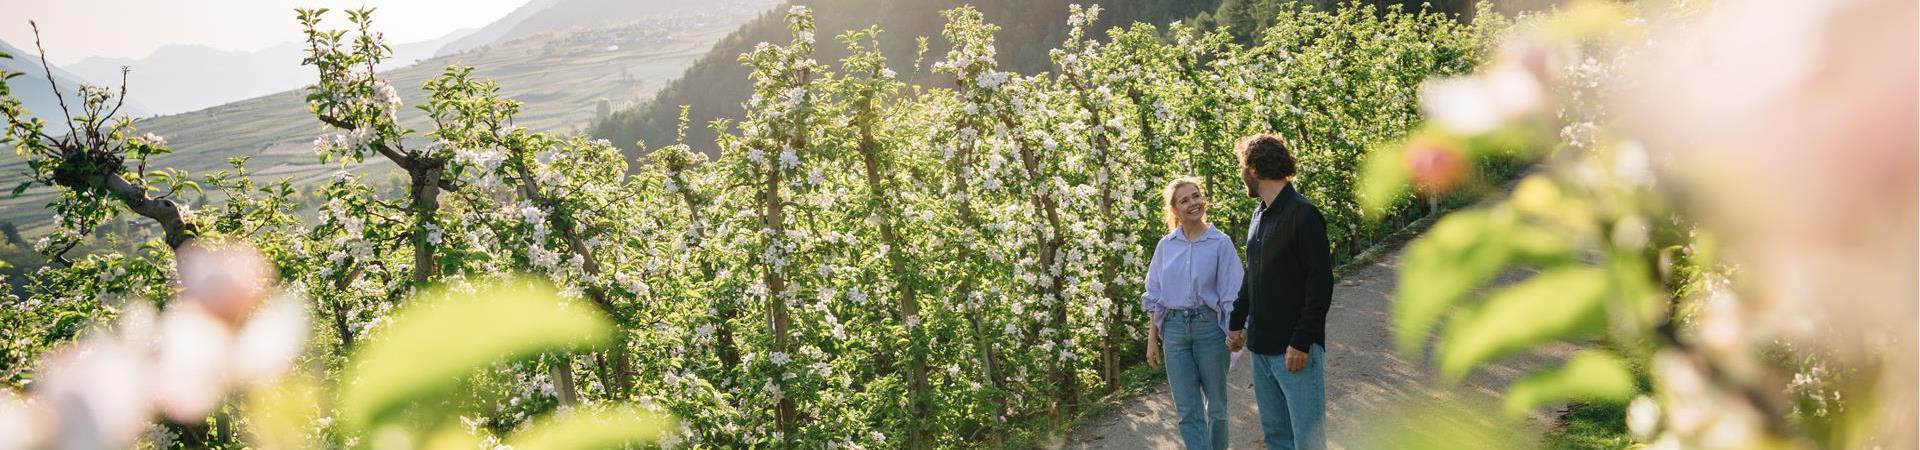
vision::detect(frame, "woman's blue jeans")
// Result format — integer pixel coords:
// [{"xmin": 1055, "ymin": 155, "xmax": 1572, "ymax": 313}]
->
[{"xmin": 1161, "ymin": 307, "xmax": 1229, "ymax": 450}]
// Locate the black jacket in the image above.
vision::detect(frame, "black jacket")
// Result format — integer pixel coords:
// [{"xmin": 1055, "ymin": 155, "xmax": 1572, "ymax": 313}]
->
[{"xmin": 1228, "ymin": 183, "xmax": 1335, "ymax": 356}]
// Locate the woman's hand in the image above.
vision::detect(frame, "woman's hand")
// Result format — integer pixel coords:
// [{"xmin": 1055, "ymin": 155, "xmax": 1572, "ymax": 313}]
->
[{"xmin": 1147, "ymin": 327, "xmax": 1162, "ymax": 368}]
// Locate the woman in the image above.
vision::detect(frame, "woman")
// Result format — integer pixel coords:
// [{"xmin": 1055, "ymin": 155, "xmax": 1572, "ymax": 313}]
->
[{"xmin": 1143, "ymin": 176, "xmax": 1244, "ymax": 450}]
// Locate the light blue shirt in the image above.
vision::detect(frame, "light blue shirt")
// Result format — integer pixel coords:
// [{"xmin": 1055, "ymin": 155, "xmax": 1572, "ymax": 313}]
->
[{"xmin": 1142, "ymin": 225, "xmax": 1244, "ymax": 334}]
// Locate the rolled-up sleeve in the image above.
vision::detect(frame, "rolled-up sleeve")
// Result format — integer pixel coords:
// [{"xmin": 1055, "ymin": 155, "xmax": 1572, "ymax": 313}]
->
[
  {"xmin": 1141, "ymin": 240, "xmax": 1168, "ymax": 331},
  {"xmin": 1213, "ymin": 239, "xmax": 1244, "ymax": 333}
]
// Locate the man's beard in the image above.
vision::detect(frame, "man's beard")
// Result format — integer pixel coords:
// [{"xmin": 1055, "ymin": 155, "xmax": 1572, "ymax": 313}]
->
[{"xmin": 1242, "ymin": 172, "xmax": 1259, "ymax": 198}]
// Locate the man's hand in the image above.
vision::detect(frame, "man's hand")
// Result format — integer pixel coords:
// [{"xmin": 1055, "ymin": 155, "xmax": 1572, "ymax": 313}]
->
[
  {"xmin": 1286, "ymin": 345, "xmax": 1309, "ymax": 373},
  {"xmin": 1226, "ymin": 330, "xmax": 1245, "ymax": 352}
]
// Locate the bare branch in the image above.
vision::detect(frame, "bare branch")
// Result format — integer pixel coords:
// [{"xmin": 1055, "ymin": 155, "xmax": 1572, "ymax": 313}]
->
[
  {"xmin": 28, "ymin": 21, "xmax": 78, "ymax": 140},
  {"xmin": 103, "ymin": 66, "xmax": 129, "ymax": 122}
]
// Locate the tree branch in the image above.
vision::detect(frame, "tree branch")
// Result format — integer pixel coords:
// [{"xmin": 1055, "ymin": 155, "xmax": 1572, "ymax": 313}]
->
[{"xmin": 29, "ymin": 22, "xmax": 78, "ymax": 139}]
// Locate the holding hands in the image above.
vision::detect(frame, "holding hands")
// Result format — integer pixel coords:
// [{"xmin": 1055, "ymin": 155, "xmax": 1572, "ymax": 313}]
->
[{"xmin": 1225, "ymin": 330, "xmax": 1245, "ymax": 352}]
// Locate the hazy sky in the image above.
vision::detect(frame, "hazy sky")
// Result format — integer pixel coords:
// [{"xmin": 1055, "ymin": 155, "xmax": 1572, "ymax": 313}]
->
[{"xmin": 0, "ymin": 0, "xmax": 532, "ymax": 65}]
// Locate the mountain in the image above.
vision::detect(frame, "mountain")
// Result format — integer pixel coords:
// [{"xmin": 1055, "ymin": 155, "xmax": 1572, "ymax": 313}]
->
[
  {"xmin": 435, "ymin": 0, "xmax": 565, "ymax": 56},
  {"xmin": 0, "ymin": 0, "xmax": 778, "ymax": 236},
  {"xmin": 436, "ymin": 0, "xmax": 750, "ymax": 57},
  {"xmin": 588, "ymin": 0, "xmax": 1222, "ymax": 156},
  {"xmin": 0, "ymin": 39, "xmax": 149, "ymax": 122},
  {"xmin": 65, "ymin": 28, "xmax": 474, "ymax": 117}
]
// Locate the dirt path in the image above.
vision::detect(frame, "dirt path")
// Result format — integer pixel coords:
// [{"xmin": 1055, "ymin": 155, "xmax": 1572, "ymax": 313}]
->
[{"xmin": 1063, "ymin": 234, "xmax": 1578, "ymax": 449}]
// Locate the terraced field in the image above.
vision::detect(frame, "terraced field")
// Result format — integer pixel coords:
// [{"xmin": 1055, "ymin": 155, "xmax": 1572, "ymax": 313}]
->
[{"xmin": 2, "ymin": 14, "xmax": 750, "ymax": 235}]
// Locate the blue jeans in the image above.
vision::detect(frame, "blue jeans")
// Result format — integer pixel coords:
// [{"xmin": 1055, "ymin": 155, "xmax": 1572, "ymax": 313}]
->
[
  {"xmin": 1250, "ymin": 343, "xmax": 1326, "ymax": 450},
  {"xmin": 1161, "ymin": 308, "xmax": 1229, "ymax": 450}
]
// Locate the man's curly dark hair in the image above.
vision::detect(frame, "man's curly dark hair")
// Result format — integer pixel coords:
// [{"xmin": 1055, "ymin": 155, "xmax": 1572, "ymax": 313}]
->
[{"xmin": 1235, "ymin": 133, "xmax": 1297, "ymax": 181}]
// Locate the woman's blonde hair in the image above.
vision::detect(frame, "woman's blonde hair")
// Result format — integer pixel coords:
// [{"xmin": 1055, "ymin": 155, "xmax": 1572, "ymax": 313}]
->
[{"xmin": 1162, "ymin": 176, "xmax": 1205, "ymax": 231}]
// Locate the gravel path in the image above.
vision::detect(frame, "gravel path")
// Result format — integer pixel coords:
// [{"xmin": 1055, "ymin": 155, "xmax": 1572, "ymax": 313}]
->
[{"xmin": 1063, "ymin": 233, "xmax": 1579, "ymax": 449}]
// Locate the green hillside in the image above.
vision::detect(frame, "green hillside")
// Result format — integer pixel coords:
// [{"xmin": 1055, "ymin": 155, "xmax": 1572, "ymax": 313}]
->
[
  {"xmin": 587, "ymin": 0, "xmax": 1568, "ymax": 157},
  {"xmin": 589, "ymin": 0, "xmax": 1222, "ymax": 155},
  {"xmin": 0, "ymin": 8, "xmax": 766, "ymax": 236}
]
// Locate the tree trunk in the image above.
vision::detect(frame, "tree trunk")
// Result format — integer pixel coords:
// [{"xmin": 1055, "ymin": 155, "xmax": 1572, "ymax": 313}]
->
[
  {"xmin": 668, "ymin": 175, "xmax": 743, "ymax": 373},
  {"xmin": 408, "ymin": 165, "xmax": 444, "ymax": 286},
  {"xmin": 1069, "ymin": 71, "xmax": 1129, "ymax": 392},
  {"xmin": 999, "ymin": 113, "xmax": 1077, "ymax": 425},
  {"xmin": 550, "ymin": 354, "xmax": 580, "ymax": 407},
  {"xmin": 507, "ymin": 148, "xmax": 635, "ymax": 398},
  {"xmin": 949, "ymin": 105, "xmax": 1005, "ymax": 443},
  {"xmin": 852, "ymin": 88, "xmax": 930, "ymax": 448},
  {"xmin": 763, "ymin": 147, "xmax": 797, "ymax": 435}
]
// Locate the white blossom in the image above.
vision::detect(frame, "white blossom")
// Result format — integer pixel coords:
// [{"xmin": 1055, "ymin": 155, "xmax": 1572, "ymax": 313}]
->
[
  {"xmin": 976, "ymin": 71, "xmax": 1010, "ymax": 91},
  {"xmin": 779, "ymin": 147, "xmax": 800, "ymax": 170},
  {"xmin": 141, "ymin": 133, "xmax": 168, "ymax": 147}
]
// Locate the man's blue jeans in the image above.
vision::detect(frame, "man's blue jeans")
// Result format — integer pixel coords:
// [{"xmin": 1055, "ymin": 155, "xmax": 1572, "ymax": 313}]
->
[
  {"xmin": 1250, "ymin": 343, "xmax": 1326, "ymax": 450},
  {"xmin": 1161, "ymin": 308, "xmax": 1230, "ymax": 449}
]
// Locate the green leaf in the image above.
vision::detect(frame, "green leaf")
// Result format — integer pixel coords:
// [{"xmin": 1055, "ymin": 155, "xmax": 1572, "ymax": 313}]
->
[
  {"xmin": 338, "ymin": 278, "xmax": 612, "ymax": 432},
  {"xmin": 505, "ymin": 405, "xmax": 675, "ymax": 450},
  {"xmin": 10, "ymin": 181, "xmax": 30, "ymax": 198},
  {"xmin": 1501, "ymin": 349, "xmax": 1636, "ymax": 417},
  {"xmin": 1438, "ymin": 267, "xmax": 1610, "ymax": 381},
  {"xmin": 1605, "ymin": 253, "xmax": 1665, "ymax": 330},
  {"xmin": 1393, "ymin": 210, "xmax": 1512, "ymax": 356},
  {"xmin": 1359, "ymin": 143, "xmax": 1408, "ymax": 219}
]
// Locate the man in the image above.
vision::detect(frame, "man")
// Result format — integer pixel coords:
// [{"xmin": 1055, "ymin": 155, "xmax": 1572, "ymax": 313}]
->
[{"xmin": 1226, "ymin": 133, "xmax": 1334, "ymax": 450}]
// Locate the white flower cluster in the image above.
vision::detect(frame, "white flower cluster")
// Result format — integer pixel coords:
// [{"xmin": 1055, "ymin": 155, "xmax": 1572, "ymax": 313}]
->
[
  {"xmin": 746, "ymin": 148, "xmax": 766, "ymax": 167},
  {"xmin": 374, "ymin": 80, "xmax": 401, "ymax": 109},
  {"xmin": 455, "ymin": 147, "xmax": 505, "ymax": 176},
  {"xmin": 976, "ymin": 71, "xmax": 1010, "ymax": 91},
  {"xmin": 760, "ymin": 241, "xmax": 787, "ymax": 269},
  {"xmin": 778, "ymin": 146, "xmax": 800, "ymax": 171},
  {"xmin": 311, "ymin": 129, "xmax": 373, "ymax": 158},
  {"xmin": 784, "ymin": 87, "xmax": 806, "ymax": 111},
  {"xmin": 140, "ymin": 133, "xmax": 168, "ymax": 148}
]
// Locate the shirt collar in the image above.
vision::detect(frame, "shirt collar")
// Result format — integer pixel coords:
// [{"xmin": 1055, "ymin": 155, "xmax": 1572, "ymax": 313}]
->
[
  {"xmin": 1257, "ymin": 183, "xmax": 1298, "ymax": 216},
  {"xmin": 1164, "ymin": 224, "xmax": 1225, "ymax": 244}
]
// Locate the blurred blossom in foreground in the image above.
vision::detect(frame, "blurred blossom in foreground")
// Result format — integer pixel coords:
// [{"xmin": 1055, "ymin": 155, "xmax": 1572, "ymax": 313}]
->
[
  {"xmin": 3, "ymin": 240, "xmax": 306, "ymax": 450},
  {"xmin": 36, "ymin": 335, "xmax": 152, "ymax": 449},
  {"xmin": 175, "ymin": 238, "xmax": 275, "ymax": 325},
  {"xmin": 1419, "ymin": 40, "xmax": 1550, "ymax": 136},
  {"xmin": 1618, "ymin": 0, "xmax": 1917, "ymax": 447}
]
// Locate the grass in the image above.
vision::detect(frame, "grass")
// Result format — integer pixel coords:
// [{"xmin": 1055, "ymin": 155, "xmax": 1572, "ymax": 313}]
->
[
  {"xmin": 1545, "ymin": 342, "xmax": 1652, "ymax": 450},
  {"xmin": 1547, "ymin": 401, "xmax": 1637, "ymax": 450}
]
